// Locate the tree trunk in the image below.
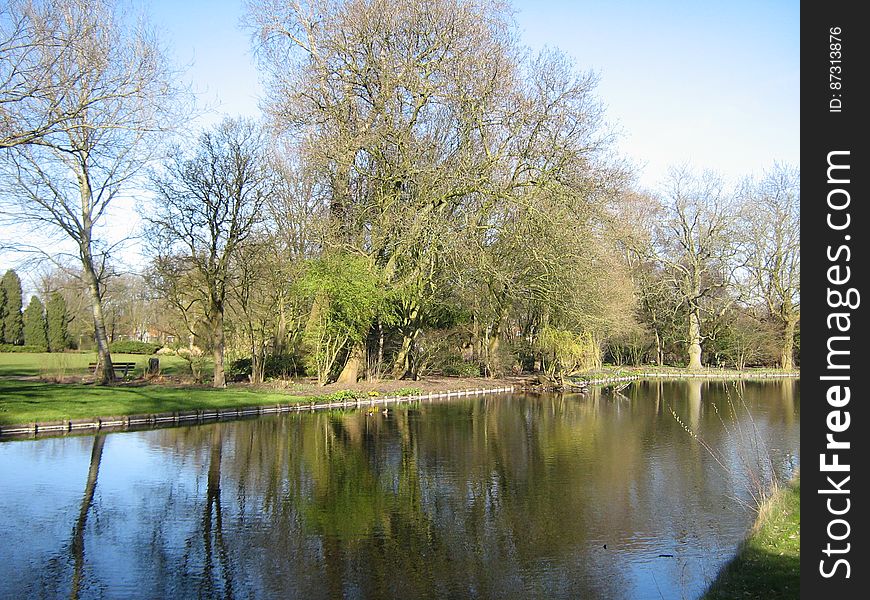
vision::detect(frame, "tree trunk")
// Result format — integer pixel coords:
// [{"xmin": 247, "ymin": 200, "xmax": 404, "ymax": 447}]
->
[
  {"xmin": 71, "ymin": 435, "xmax": 105, "ymax": 600},
  {"xmin": 392, "ymin": 332, "xmax": 419, "ymax": 379},
  {"xmin": 486, "ymin": 332, "xmax": 500, "ymax": 378},
  {"xmin": 337, "ymin": 340, "xmax": 364, "ymax": 384},
  {"xmin": 273, "ymin": 295, "xmax": 287, "ymax": 356},
  {"xmin": 210, "ymin": 300, "xmax": 226, "ymax": 388},
  {"xmin": 375, "ymin": 322, "xmax": 384, "ymax": 380},
  {"xmin": 393, "ymin": 335, "xmax": 411, "ymax": 379},
  {"xmin": 80, "ymin": 249, "xmax": 114, "ymax": 384},
  {"xmin": 251, "ymin": 344, "xmax": 264, "ymax": 384},
  {"xmin": 687, "ymin": 308, "xmax": 703, "ymax": 370},
  {"xmin": 303, "ymin": 292, "xmax": 326, "ymax": 374},
  {"xmin": 780, "ymin": 316, "xmax": 796, "ymax": 370},
  {"xmin": 654, "ymin": 329, "xmax": 664, "ymax": 366},
  {"xmin": 470, "ymin": 315, "xmax": 482, "ymax": 363}
]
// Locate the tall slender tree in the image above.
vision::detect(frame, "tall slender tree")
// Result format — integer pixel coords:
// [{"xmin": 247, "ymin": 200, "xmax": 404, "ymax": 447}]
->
[
  {"xmin": 147, "ymin": 118, "xmax": 274, "ymax": 387},
  {"xmin": 23, "ymin": 295, "xmax": 48, "ymax": 349},
  {"xmin": 1, "ymin": 269, "xmax": 24, "ymax": 344},
  {"xmin": 741, "ymin": 164, "xmax": 800, "ymax": 369},
  {"xmin": 652, "ymin": 168, "xmax": 742, "ymax": 369},
  {"xmin": 46, "ymin": 291, "xmax": 69, "ymax": 352},
  {"xmin": 0, "ymin": 282, "xmax": 6, "ymax": 342},
  {"xmin": 0, "ymin": 0, "xmax": 181, "ymax": 383}
]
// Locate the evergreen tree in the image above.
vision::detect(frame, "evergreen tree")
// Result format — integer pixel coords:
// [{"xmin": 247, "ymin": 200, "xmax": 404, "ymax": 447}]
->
[
  {"xmin": 1, "ymin": 270, "xmax": 25, "ymax": 344},
  {"xmin": 23, "ymin": 296, "xmax": 48, "ymax": 350},
  {"xmin": 46, "ymin": 292, "xmax": 70, "ymax": 352},
  {"xmin": 0, "ymin": 284, "xmax": 6, "ymax": 342}
]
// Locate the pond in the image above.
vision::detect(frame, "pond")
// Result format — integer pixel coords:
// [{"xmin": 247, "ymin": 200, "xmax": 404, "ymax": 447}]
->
[{"xmin": 0, "ymin": 379, "xmax": 799, "ymax": 599}]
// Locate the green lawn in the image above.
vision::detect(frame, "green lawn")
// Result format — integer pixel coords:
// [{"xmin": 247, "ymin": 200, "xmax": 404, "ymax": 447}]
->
[
  {"xmin": 0, "ymin": 352, "xmax": 201, "ymax": 378},
  {"xmin": 0, "ymin": 379, "xmax": 309, "ymax": 426},
  {"xmin": 704, "ymin": 475, "xmax": 800, "ymax": 599}
]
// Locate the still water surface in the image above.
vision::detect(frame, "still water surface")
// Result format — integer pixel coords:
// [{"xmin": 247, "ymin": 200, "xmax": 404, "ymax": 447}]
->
[{"xmin": 0, "ymin": 380, "xmax": 799, "ymax": 599}]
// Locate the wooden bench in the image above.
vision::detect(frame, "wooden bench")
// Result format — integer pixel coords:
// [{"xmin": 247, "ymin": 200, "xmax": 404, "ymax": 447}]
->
[{"xmin": 88, "ymin": 362, "xmax": 138, "ymax": 378}]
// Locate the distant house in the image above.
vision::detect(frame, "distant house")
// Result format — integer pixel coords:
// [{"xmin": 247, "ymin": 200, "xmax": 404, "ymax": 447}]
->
[{"xmin": 116, "ymin": 327, "xmax": 175, "ymax": 345}]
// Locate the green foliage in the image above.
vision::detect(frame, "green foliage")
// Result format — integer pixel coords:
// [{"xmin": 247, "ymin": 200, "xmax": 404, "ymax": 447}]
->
[
  {"xmin": 227, "ymin": 357, "xmax": 253, "ymax": 381},
  {"xmin": 536, "ymin": 326, "xmax": 600, "ymax": 376},
  {"xmin": 176, "ymin": 346, "xmax": 207, "ymax": 383},
  {"xmin": 298, "ymin": 255, "xmax": 384, "ymax": 384},
  {"xmin": 108, "ymin": 340, "xmax": 162, "ymax": 354},
  {"xmin": 228, "ymin": 354, "xmax": 301, "ymax": 382},
  {"xmin": 0, "ymin": 284, "xmax": 5, "ymax": 341},
  {"xmin": 442, "ymin": 359, "xmax": 481, "ymax": 377},
  {"xmin": 1, "ymin": 270, "xmax": 24, "ymax": 345},
  {"xmin": 23, "ymin": 296, "xmax": 48, "ymax": 351},
  {"xmin": 319, "ymin": 389, "xmax": 365, "ymax": 402},
  {"xmin": 46, "ymin": 292, "xmax": 70, "ymax": 352},
  {"xmin": 394, "ymin": 387, "xmax": 421, "ymax": 396},
  {"xmin": 605, "ymin": 329, "xmax": 654, "ymax": 367},
  {"xmin": 0, "ymin": 344, "xmax": 50, "ymax": 353},
  {"xmin": 411, "ymin": 327, "xmax": 479, "ymax": 377}
]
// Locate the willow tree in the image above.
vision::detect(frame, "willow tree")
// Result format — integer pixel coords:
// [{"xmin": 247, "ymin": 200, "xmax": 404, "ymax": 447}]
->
[
  {"xmin": 741, "ymin": 164, "xmax": 800, "ymax": 369},
  {"xmin": 147, "ymin": 118, "xmax": 274, "ymax": 388},
  {"xmin": 250, "ymin": 0, "xmax": 621, "ymax": 380},
  {"xmin": 0, "ymin": 0, "xmax": 179, "ymax": 383},
  {"xmin": 653, "ymin": 168, "xmax": 742, "ymax": 369}
]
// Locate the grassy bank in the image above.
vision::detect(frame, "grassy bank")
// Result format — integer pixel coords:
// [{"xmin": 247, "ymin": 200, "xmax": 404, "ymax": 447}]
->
[
  {"xmin": 0, "ymin": 374, "xmax": 515, "ymax": 428},
  {"xmin": 0, "ymin": 352, "xmax": 798, "ymax": 429},
  {"xmin": 0, "ymin": 352, "xmax": 198, "ymax": 378},
  {"xmin": 0, "ymin": 379, "xmax": 310, "ymax": 426},
  {"xmin": 571, "ymin": 365, "xmax": 800, "ymax": 381},
  {"xmin": 704, "ymin": 475, "xmax": 800, "ymax": 599}
]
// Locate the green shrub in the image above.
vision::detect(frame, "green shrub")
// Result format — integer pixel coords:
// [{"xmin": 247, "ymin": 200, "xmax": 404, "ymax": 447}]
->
[
  {"xmin": 320, "ymin": 389, "xmax": 364, "ymax": 402},
  {"xmin": 228, "ymin": 354, "xmax": 301, "ymax": 382},
  {"xmin": 264, "ymin": 354, "xmax": 299, "ymax": 379},
  {"xmin": 227, "ymin": 357, "xmax": 253, "ymax": 381},
  {"xmin": 0, "ymin": 344, "xmax": 48, "ymax": 353},
  {"xmin": 394, "ymin": 387, "xmax": 421, "ymax": 396},
  {"xmin": 108, "ymin": 340, "xmax": 162, "ymax": 355},
  {"xmin": 442, "ymin": 360, "xmax": 481, "ymax": 377}
]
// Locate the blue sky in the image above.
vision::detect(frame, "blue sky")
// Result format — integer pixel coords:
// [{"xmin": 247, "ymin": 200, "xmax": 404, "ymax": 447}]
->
[
  {"xmin": 146, "ymin": 0, "xmax": 799, "ymax": 189},
  {"xmin": 4, "ymin": 0, "xmax": 799, "ymax": 289}
]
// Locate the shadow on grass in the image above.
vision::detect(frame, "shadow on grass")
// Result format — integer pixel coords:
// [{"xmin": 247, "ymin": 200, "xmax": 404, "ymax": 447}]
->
[
  {"xmin": 704, "ymin": 547, "xmax": 799, "ymax": 599},
  {"xmin": 703, "ymin": 478, "xmax": 800, "ymax": 599}
]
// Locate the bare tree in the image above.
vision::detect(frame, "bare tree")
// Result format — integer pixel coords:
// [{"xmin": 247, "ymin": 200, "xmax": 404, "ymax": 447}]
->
[
  {"xmin": 248, "ymin": 0, "xmax": 622, "ymax": 380},
  {"xmin": 741, "ymin": 163, "xmax": 800, "ymax": 369},
  {"xmin": 0, "ymin": 0, "xmax": 181, "ymax": 383},
  {"xmin": 147, "ymin": 117, "xmax": 274, "ymax": 387},
  {"xmin": 653, "ymin": 167, "xmax": 742, "ymax": 369},
  {"xmin": 1, "ymin": 0, "xmax": 88, "ymax": 148}
]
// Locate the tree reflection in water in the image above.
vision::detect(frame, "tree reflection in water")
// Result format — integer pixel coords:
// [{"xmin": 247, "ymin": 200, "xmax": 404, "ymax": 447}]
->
[
  {"xmin": 0, "ymin": 380, "xmax": 799, "ymax": 600},
  {"xmin": 70, "ymin": 435, "xmax": 105, "ymax": 600}
]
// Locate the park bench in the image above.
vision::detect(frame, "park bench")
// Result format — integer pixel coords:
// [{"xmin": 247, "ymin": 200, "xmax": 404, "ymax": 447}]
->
[{"xmin": 88, "ymin": 361, "xmax": 138, "ymax": 378}]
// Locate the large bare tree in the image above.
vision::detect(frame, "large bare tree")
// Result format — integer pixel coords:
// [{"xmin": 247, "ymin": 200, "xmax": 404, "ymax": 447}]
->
[
  {"xmin": 249, "ymin": 0, "xmax": 623, "ymax": 380},
  {"xmin": 0, "ymin": 0, "xmax": 180, "ymax": 383},
  {"xmin": 1, "ymin": 0, "xmax": 87, "ymax": 148},
  {"xmin": 653, "ymin": 168, "xmax": 742, "ymax": 369},
  {"xmin": 741, "ymin": 163, "xmax": 800, "ymax": 369},
  {"xmin": 147, "ymin": 118, "xmax": 274, "ymax": 388}
]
